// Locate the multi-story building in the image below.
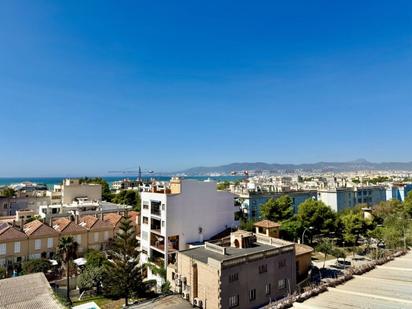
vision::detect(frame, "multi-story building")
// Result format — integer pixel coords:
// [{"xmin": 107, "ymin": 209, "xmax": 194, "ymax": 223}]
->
[
  {"xmin": 23, "ymin": 220, "xmax": 60, "ymax": 260},
  {"xmin": 168, "ymin": 230, "xmax": 296, "ymax": 309},
  {"xmin": 140, "ymin": 178, "xmax": 238, "ymax": 283},
  {"xmin": 79, "ymin": 215, "xmax": 114, "ymax": 250},
  {"xmin": 61, "ymin": 179, "xmax": 102, "ymax": 204},
  {"xmin": 238, "ymin": 190, "xmax": 317, "ymax": 219},
  {"xmin": 52, "ymin": 218, "xmax": 88, "ymax": 254},
  {"xmin": 318, "ymin": 186, "xmax": 386, "ymax": 212},
  {"xmin": 386, "ymin": 183, "xmax": 412, "ymax": 202},
  {"xmin": 0, "ymin": 223, "xmax": 28, "ymax": 270}
]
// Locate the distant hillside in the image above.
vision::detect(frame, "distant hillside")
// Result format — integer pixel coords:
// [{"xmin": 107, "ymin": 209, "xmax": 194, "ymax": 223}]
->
[{"xmin": 177, "ymin": 159, "xmax": 412, "ymax": 175}]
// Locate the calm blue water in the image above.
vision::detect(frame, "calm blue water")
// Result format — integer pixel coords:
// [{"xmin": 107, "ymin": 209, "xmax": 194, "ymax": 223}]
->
[{"xmin": 0, "ymin": 176, "xmax": 243, "ymax": 188}]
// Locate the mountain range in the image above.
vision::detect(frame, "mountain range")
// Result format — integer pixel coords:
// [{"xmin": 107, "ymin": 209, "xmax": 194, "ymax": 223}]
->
[{"xmin": 177, "ymin": 159, "xmax": 412, "ymax": 175}]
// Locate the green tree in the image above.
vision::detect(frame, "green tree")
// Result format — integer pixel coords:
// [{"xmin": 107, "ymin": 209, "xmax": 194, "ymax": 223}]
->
[
  {"xmin": 316, "ymin": 239, "xmax": 334, "ymax": 268},
  {"xmin": 22, "ymin": 259, "xmax": 51, "ymax": 274},
  {"xmin": 403, "ymin": 191, "xmax": 412, "ymax": 217},
  {"xmin": 113, "ymin": 190, "xmax": 141, "ymax": 211},
  {"xmin": 382, "ymin": 213, "xmax": 411, "ymax": 250},
  {"xmin": 338, "ymin": 212, "xmax": 365, "ymax": 246},
  {"xmin": 85, "ymin": 249, "xmax": 107, "ymax": 268},
  {"xmin": 239, "ymin": 219, "xmax": 256, "ymax": 232},
  {"xmin": 372, "ymin": 200, "xmax": 403, "ymax": 224},
  {"xmin": 217, "ymin": 181, "xmax": 230, "ymax": 191},
  {"xmin": 0, "ymin": 266, "xmax": 7, "ymax": 279},
  {"xmin": 78, "ymin": 265, "xmax": 104, "ymax": 294},
  {"xmin": 79, "ymin": 177, "xmax": 113, "ymax": 202},
  {"xmin": 0, "ymin": 187, "xmax": 15, "ymax": 198},
  {"xmin": 297, "ymin": 199, "xmax": 336, "ymax": 236},
  {"xmin": 57, "ymin": 236, "xmax": 79, "ymax": 305},
  {"xmin": 102, "ymin": 216, "xmax": 147, "ymax": 306},
  {"xmin": 279, "ymin": 217, "xmax": 302, "ymax": 242},
  {"xmin": 260, "ymin": 195, "xmax": 293, "ymax": 222}
]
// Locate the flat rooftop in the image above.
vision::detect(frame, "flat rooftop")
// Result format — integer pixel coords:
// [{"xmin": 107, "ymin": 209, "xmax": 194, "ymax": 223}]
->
[
  {"xmin": 293, "ymin": 251, "xmax": 412, "ymax": 309},
  {"xmin": 181, "ymin": 240, "xmax": 293, "ymax": 265}
]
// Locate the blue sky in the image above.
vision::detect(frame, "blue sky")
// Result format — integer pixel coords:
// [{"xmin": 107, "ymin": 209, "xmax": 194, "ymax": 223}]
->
[{"xmin": 1, "ymin": 1, "xmax": 412, "ymax": 176}]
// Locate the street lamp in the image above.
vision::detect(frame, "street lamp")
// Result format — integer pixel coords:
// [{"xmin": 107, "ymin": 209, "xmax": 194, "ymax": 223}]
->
[{"xmin": 301, "ymin": 226, "xmax": 314, "ymax": 244}]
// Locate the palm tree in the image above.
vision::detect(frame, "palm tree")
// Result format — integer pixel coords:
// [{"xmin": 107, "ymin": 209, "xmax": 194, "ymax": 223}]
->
[{"xmin": 57, "ymin": 236, "xmax": 79, "ymax": 305}]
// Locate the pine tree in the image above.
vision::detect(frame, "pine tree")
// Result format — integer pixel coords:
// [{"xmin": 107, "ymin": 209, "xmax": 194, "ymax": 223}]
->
[{"xmin": 103, "ymin": 215, "xmax": 147, "ymax": 306}]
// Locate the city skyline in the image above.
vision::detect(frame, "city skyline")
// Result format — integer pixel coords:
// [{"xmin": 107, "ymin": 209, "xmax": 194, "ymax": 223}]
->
[{"xmin": 2, "ymin": 1, "xmax": 412, "ymax": 176}]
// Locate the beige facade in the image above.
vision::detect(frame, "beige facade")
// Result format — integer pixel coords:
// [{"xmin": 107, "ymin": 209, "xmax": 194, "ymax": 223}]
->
[
  {"xmin": 79, "ymin": 216, "xmax": 114, "ymax": 250},
  {"xmin": 169, "ymin": 232, "xmax": 296, "ymax": 309},
  {"xmin": 24, "ymin": 220, "xmax": 60, "ymax": 260},
  {"xmin": 0, "ymin": 223, "xmax": 29, "ymax": 268},
  {"xmin": 62, "ymin": 179, "xmax": 102, "ymax": 204}
]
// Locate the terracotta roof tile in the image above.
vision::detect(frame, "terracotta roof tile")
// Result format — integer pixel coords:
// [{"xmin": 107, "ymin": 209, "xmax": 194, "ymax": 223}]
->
[
  {"xmin": 0, "ymin": 223, "xmax": 27, "ymax": 242},
  {"xmin": 103, "ymin": 213, "xmax": 122, "ymax": 227},
  {"xmin": 80, "ymin": 215, "xmax": 112, "ymax": 231},
  {"xmin": 52, "ymin": 218, "xmax": 87, "ymax": 234},
  {"xmin": 254, "ymin": 220, "xmax": 281, "ymax": 228},
  {"xmin": 295, "ymin": 244, "xmax": 314, "ymax": 256},
  {"xmin": 23, "ymin": 220, "xmax": 59, "ymax": 237}
]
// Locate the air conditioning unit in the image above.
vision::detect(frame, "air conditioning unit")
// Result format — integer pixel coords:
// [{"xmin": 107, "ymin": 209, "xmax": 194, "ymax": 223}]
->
[
  {"xmin": 182, "ymin": 291, "xmax": 189, "ymax": 300},
  {"xmin": 193, "ymin": 298, "xmax": 203, "ymax": 308}
]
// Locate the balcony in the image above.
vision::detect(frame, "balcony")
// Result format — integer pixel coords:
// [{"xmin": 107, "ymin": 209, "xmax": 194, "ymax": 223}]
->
[
  {"xmin": 150, "ymin": 201, "xmax": 161, "ymax": 217},
  {"xmin": 150, "ymin": 233, "xmax": 165, "ymax": 251},
  {"xmin": 150, "ymin": 218, "xmax": 161, "ymax": 234}
]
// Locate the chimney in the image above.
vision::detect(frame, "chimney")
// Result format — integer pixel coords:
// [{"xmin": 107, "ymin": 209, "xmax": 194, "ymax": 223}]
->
[{"xmin": 75, "ymin": 214, "xmax": 79, "ymax": 224}]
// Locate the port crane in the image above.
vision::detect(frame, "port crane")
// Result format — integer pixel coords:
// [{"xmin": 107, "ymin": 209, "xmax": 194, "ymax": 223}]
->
[{"xmin": 107, "ymin": 166, "xmax": 154, "ymax": 182}]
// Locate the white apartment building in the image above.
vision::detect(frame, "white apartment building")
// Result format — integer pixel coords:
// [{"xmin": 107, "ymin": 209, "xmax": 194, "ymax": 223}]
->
[{"xmin": 140, "ymin": 178, "xmax": 239, "ymax": 284}]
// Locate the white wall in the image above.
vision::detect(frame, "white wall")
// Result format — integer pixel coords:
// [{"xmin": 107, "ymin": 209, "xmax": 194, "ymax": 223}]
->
[{"xmin": 166, "ymin": 180, "xmax": 237, "ymax": 248}]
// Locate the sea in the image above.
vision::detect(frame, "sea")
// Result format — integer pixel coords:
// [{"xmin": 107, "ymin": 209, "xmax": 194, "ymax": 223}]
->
[{"xmin": 0, "ymin": 176, "xmax": 243, "ymax": 189}]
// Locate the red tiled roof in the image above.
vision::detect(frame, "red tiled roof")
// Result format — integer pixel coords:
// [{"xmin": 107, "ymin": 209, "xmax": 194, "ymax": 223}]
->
[
  {"xmin": 52, "ymin": 218, "xmax": 87, "ymax": 234},
  {"xmin": 295, "ymin": 244, "xmax": 314, "ymax": 256},
  {"xmin": 0, "ymin": 223, "xmax": 27, "ymax": 242},
  {"xmin": 254, "ymin": 220, "xmax": 281, "ymax": 228},
  {"xmin": 80, "ymin": 215, "xmax": 112, "ymax": 231},
  {"xmin": 23, "ymin": 220, "xmax": 59, "ymax": 237},
  {"xmin": 103, "ymin": 213, "xmax": 122, "ymax": 227}
]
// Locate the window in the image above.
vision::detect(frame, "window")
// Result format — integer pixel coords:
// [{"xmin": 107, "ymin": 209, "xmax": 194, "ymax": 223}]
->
[
  {"xmin": 229, "ymin": 273, "xmax": 239, "ymax": 283},
  {"xmin": 249, "ymin": 289, "xmax": 256, "ymax": 301},
  {"xmin": 104, "ymin": 231, "xmax": 109, "ymax": 240},
  {"xmin": 35, "ymin": 239, "xmax": 41, "ymax": 250},
  {"xmin": 94, "ymin": 232, "xmax": 99, "ymax": 242},
  {"xmin": 259, "ymin": 264, "xmax": 267, "ymax": 273},
  {"xmin": 265, "ymin": 283, "xmax": 271, "ymax": 295},
  {"xmin": 0, "ymin": 244, "xmax": 6, "ymax": 255},
  {"xmin": 229, "ymin": 295, "xmax": 239, "ymax": 308},
  {"xmin": 47, "ymin": 238, "xmax": 53, "ymax": 249},
  {"xmin": 278, "ymin": 259, "xmax": 286, "ymax": 269},
  {"xmin": 161, "ymin": 221, "xmax": 165, "ymax": 227},
  {"xmin": 143, "ymin": 202, "xmax": 149, "ymax": 210},
  {"xmin": 278, "ymin": 279, "xmax": 286, "ymax": 290},
  {"xmin": 143, "ymin": 216, "xmax": 149, "ymax": 224},
  {"xmin": 14, "ymin": 241, "xmax": 21, "ymax": 253}
]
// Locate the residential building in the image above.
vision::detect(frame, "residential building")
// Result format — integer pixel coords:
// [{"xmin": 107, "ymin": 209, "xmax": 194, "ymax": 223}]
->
[
  {"xmin": 140, "ymin": 178, "xmax": 238, "ymax": 283},
  {"xmin": 318, "ymin": 186, "xmax": 386, "ymax": 212},
  {"xmin": 23, "ymin": 220, "xmax": 60, "ymax": 260},
  {"xmin": 0, "ymin": 222, "xmax": 28, "ymax": 270},
  {"xmin": 386, "ymin": 183, "xmax": 412, "ymax": 202},
  {"xmin": 52, "ymin": 218, "xmax": 88, "ymax": 254},
  {"xmin": 253, "ymin": 220, "xmax": 313, "ymax": 284},
  {"xmin": 79, "ymin": 215, "xmax": 114, "ymax": 250},
  {"xmin": 168, "ymin": 230, "xmax": 296, "ymax": 309},
  {"xmin": 238, "ymin": 190, "xmax": 317, "ymax": 219},
  {"xmin": 61, "ymin": 178, "xmax": 102, "ymax": 204}
]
